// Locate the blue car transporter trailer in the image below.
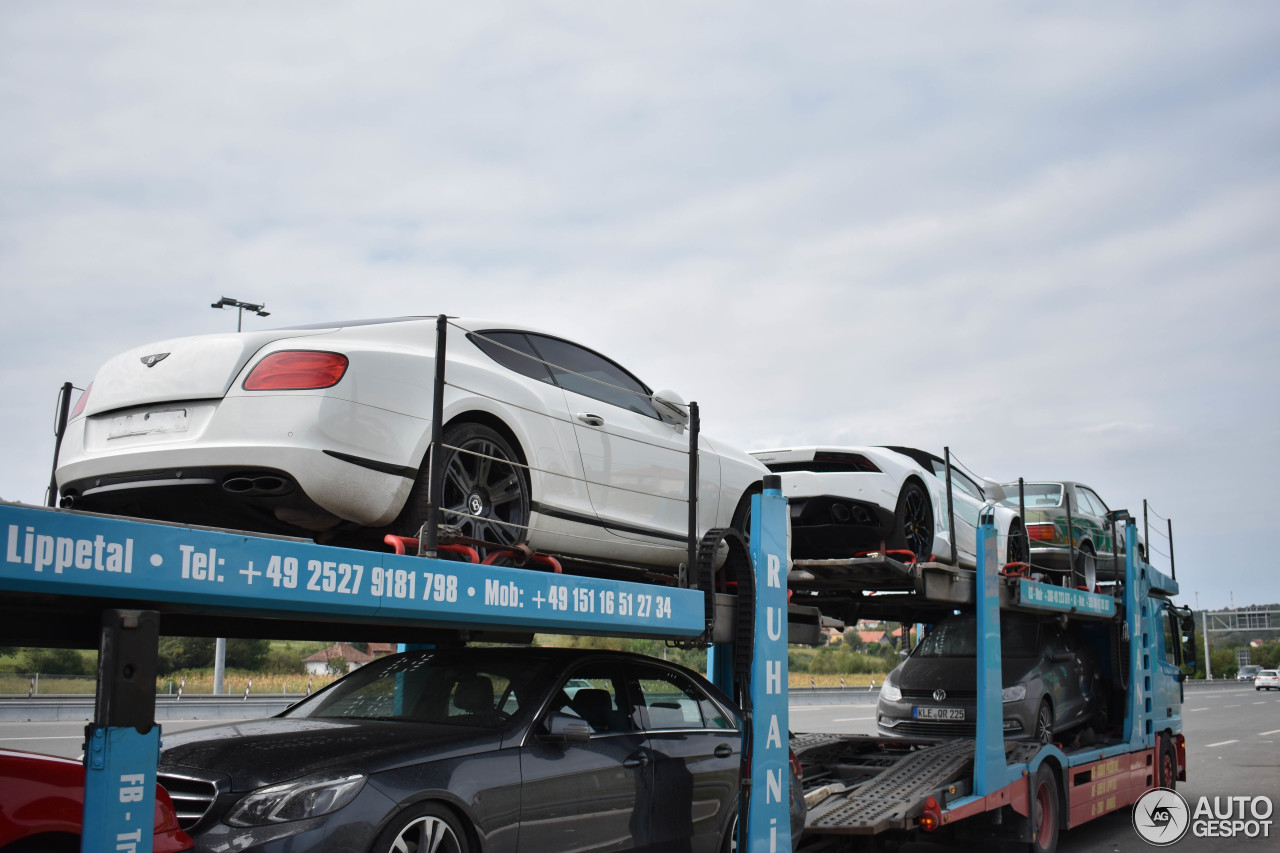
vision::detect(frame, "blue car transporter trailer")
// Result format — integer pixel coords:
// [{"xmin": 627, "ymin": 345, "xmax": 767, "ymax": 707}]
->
[
  {"xmin": 795, "ymin": 510, "xmax": 1195, "ymax": 850},
  {"xmin": 0, "ymin": 491, "xmax": 797, "ymax": 853}
]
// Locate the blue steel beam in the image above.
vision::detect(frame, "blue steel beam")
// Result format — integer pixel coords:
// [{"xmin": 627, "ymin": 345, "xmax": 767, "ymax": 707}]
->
[
  {"xmin": 972, "ymin": 509, "xmax": 1014, "ymax": 796},
  {"xmin": 0, "ymin": 501, "xmax": 705, "ymax": 639},
  {"xmin": 745, "ymin": 480, "xmax": 791, "ymax": 853}
]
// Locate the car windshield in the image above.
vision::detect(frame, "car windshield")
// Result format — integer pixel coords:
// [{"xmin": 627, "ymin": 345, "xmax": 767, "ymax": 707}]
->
[
  {"xmin": 283, "ymin": 651, "xmax": 548, "ymax": 727},
  {"xmin": 995, "ymin": 483, "xmax": 1063, "ymax": 509},
  {"xmin": 912, "ymin": 614, "xmax": 1040, "ymax": 659}
]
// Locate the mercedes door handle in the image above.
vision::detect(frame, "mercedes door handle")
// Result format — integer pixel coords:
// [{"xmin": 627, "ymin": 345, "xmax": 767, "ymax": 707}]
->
[
  {"xmin": 623, "ymin": 752, "xmax": 649, "ymax": 768},
  {"xmin": 576, "ymin": 413, "xmax": 605, "ymax": 427},
  {"xmin": 714, "ymin": 744, "xmax": 734, "ymax": 758}
]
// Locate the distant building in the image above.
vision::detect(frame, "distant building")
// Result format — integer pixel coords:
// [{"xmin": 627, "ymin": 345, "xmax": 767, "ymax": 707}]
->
[{"xmin": 304, "ymin": 642, "xmax": 374, "ymax": 675}]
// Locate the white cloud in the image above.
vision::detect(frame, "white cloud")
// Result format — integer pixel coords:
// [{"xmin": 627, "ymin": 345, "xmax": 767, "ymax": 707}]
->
[{"xmin": 1, "ymin": 1, "xmax": 1277, "ymax": 610}]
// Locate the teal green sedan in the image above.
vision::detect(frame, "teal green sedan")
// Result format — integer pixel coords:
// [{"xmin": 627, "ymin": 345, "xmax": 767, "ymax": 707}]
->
[{"xmin": 992, "ymin": 481, "xmax": 1134, "ymax": 587}]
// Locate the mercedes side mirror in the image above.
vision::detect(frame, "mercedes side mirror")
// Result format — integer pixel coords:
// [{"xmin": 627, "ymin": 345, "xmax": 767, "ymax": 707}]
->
[
  {"xmin": 652, "ymin": 389, "xmax": 690, "ymax": 428},
  {"xmin": 539, "ymin": 712, "xmax": 591, "ymax": 745}
]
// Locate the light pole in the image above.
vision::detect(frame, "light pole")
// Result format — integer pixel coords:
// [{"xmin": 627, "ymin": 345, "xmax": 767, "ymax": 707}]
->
[
  {"xmin": 208, "ymin": 297, "xmax": 269, "ymax": 692},
  {"xmin": 210, "ymin": 297, "xmax": 270, "ymax": 332}
]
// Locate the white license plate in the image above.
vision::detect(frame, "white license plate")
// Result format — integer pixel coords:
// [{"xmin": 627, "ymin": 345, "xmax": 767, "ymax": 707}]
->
[
  {"xmin": 108, "ymin": 409, "xmax": 189, "ymax": 438},
  {"xmin": 913, "ymin": 706, "xmax": 964, "ymax": 721}
]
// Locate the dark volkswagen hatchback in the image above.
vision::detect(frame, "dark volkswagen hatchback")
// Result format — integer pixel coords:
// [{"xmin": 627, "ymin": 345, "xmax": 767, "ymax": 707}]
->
[
  {"xmin": 159, "ymin": 646, "xmax": 798, "ymax": 852},
  {"xmin": 876, "ymin": 613, "xmax": 1106, "ymax": 744}
]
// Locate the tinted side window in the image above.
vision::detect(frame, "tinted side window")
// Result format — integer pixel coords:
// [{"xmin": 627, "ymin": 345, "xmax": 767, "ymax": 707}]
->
[
  {"xmin": 1044, "ymin": 625, "xmax": 1070, "ymax": 657},
  {"xmin": 633, "ymin": 664, "xmax": 729, "ymax": 730},
  {"xmin": 927, "ymin": 460, "xmax": 984, "ymax": 500},
  {"xmin": 951, "ymin": 469, "xmax": 984, "ymax": 500},
  {"xmin": 1162, "ymin": 609, "xmax": 1180, "ymax": 666},
  {"xmin": 526, "ymin": 335, "xmax": 659, "ymax": 419},
  {"xmin": 556, "ymin": 664, "xmax": 636, "ymax": 734},
  {"xmin": 469, "ymin": 331, "xmax": 554, "ymax": 384}
]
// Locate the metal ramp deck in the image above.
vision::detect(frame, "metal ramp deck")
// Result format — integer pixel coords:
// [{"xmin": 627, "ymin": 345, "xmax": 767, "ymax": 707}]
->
[
  {"xmin": 795, "ymin": 736, "xmax": 1048, "ymax": 836},
  {"xmin": 789, "ymin": 554, "xmax": 1120, "ymax": 624}
]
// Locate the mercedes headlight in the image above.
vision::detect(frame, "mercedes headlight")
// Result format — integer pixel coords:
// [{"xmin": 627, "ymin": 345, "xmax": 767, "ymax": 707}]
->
[
  {"xmin": 879, "ymin": 679, "xmax": 901, "ymax": 702},
  {"xmin": 227, "ymin": 773, "xmax": 366, "ymax": 826},
  {"xmin": 1001, "ymin": 684, "xmax": 1027, "ymax": 704}
]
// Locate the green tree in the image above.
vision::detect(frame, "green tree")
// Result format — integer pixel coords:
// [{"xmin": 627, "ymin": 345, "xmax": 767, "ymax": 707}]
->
[
  {"xmin": 226, "ymin": 639, "xmax": 269, "ymax": 670},
  {"xmin": 1254, "ymin": 641, "xmax": 1280, "ymax": 669},
  {"xmin": 22, "ymin": 647, "xmax": 90, "ymax": 675},
  {"xmin": 157, "ymin": 637, "xmax": 215, "ymax": 675},
  {"xmin": 262, "ymin": 643, "xmax": 309, "ymax": 674}
]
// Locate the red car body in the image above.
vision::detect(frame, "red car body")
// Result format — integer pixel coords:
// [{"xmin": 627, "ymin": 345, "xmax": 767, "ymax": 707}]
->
[{"xmin": 0, "ymin": 748, "xmax": 192, "ymax": 852}]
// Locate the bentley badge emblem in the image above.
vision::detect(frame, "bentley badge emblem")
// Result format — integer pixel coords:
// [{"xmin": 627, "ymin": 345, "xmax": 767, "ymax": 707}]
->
[{"xmin": 141, "ymin": 353, "xmax": 170, "ymax": 368}]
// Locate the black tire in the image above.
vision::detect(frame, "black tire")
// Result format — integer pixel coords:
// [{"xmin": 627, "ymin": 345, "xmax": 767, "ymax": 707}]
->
[
  {"xmin": 1027, "ymin": 764, "xmax": 1061, "ymax": 853},
  {"xmin": 721, "ymin": 809, "xmax": 739, "ymax": 853},
  {"xmin": 730, "ymin": 485, "xmax": 760, "ymax": 545},
  {"xmin": 730, "ymin": 490, "xmax": 753, "ymax": 539},
  {"xmin": 395, "ymin": 422, "xmax": 530, "ymax": 551},
  {"xmin": 888, "ymin": 480, "xmax": 932, "ymax": 562},
  {"xmin": 1072, "ymin": 543, "xmax": 1097, "ymax": 590},
  {"xmin": 1111, "ymin": 620, "xmax": 1131, "ymax": 690},
  {"xmin": 1157, "ymin": 734, "xmax": 1177, "ymax": 790},
  {"xmin": 1034, "ymin": 699, "xmax": 1054, "ymax": 745},
  {"xmin": 1006, "ymin": 518, "xmax": 1030, "ymax": 566},
  {"xmin": 372, "ymin": 802, "xmax": 469, "ymax": 853}
]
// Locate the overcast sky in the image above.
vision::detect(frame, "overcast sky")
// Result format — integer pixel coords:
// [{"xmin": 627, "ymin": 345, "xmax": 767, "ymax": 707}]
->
[{"xmin": 2, "ymin": 2, "xmax": 1277, "ymax": 613}]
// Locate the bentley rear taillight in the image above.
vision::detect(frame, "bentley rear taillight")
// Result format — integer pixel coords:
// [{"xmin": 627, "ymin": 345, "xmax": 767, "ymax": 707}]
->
[
  {"xmin": 69, "ymin": 383, "xmax": 92, "ymax": 419},
  {"xmin": 244, "ymin": 352, "xmax": 348, "ymax": 390}
]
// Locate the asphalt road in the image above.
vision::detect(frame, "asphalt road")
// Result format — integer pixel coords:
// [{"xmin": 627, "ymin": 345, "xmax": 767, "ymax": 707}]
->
[
  {"xmin": 4, "ymin": 683, "xmax": 1276, "ymax": 851},
  {"xmin": 790, "ymin": 681, "xmax": 1280, "ymax": 851}
]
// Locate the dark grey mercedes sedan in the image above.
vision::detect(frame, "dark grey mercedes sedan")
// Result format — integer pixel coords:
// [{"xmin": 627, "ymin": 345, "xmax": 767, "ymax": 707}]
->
[{"xmin": 158, "ymin": 646, "xmax": 803, "ymax": 853}]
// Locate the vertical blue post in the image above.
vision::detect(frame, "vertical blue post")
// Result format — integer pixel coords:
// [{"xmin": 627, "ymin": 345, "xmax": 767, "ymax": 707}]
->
[
  {"xmin": 82, "ymin": 727, "xmax": 161, "ymax": 853},
  {"xmin": 1122, "ymin": 522, "xmax": 1142, "ymax": 746},
  {"xmin": 973, "ymin": 510, "xmax": 1007, "ymax": 796},
  {"xmin": 746, "ymin": 476, "xmax": 791, "ymax": 853},
  {"xmin": 82, "ymin": 610, "xmax": 160, "ymax": 853},
  {"xmin": 708, "ymin": 643, "xmax": 735, "ymax": 697}
]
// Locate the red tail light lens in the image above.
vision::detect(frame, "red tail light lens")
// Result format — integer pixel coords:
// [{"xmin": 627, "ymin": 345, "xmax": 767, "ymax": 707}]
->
[
  {"xmin": 1027, "ymin": 523, "xmax": 1057, "ymax": 542},
  {"xmin": 244, "ymin": 351, "xmax": 348, "ymax": 390},
  {"xmin": 919, "ymin": 795, "xmax": 942, "ymax": 832},
  {"xmin": 69, "ymin": 382, "xmax": 92, "ymax": 419}
]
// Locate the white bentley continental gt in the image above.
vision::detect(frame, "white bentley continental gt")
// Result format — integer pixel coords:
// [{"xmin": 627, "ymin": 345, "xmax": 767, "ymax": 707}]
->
[
  {"xmin": 749, "ymin": 445, "xmax": 1028, "ymax": 569},
  {"xmin": 55, "ymin": 316, "xmax": 767, "ymax": 575}
]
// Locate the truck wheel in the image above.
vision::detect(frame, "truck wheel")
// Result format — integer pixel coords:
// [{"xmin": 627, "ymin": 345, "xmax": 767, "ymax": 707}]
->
[
  {"xmin": 1158, "ymin": 735, "xmax": 1177, "ymax": 790},
  {"xmin": 372, "ymin": 802, "xmax": 469, "ymax": 853},
  {"xmin": 1028, "ymin": 764, "xmax": 1061, "ymax": 853}
]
